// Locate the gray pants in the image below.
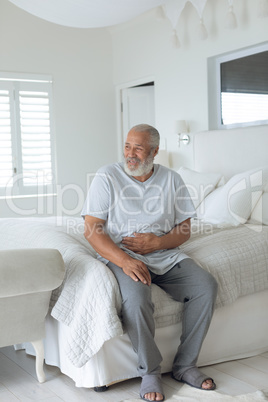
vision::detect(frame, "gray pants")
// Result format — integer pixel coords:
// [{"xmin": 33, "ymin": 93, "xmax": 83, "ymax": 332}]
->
[{"xmin": 107, "ymin": 258, "xmax": 218, "ymax": 378}]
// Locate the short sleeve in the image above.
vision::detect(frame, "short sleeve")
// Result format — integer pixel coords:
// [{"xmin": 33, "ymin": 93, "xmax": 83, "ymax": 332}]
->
[
  {"xmin": 174, "ymin": 175, "xmax": 197, "ymax": 224},
  {"xmin": 81, "ymin": 170, "xmax": 110, "ymax": 221}
]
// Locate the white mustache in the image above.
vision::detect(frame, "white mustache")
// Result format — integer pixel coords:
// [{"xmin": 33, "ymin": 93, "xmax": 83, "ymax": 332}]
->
[{"xmin": 126, "ymin": 157, "xmax": 141, "ymax": 163}]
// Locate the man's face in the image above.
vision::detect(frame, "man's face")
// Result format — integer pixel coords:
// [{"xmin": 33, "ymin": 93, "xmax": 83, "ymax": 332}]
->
[{"xmin": 124, "ymin": 130, "xmax": 156, "ymax": 177}]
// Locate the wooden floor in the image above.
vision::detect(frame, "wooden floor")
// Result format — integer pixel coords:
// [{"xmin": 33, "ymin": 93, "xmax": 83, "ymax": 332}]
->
[{"xmin": 0, "ymin": 347, "xmax": 268, "ymax": 401}]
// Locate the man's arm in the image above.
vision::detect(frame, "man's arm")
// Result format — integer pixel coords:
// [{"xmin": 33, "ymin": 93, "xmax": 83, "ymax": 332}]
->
[
  {"xmin": 121, "ymin": 218, "xmax": 191, "ymax": 255},
  {"xmin": 84, "ymin": 215, "xmax": 151, "ymax": 285}
]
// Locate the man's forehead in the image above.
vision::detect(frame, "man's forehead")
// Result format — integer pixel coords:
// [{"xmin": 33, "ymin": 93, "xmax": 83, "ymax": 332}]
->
[
  {"xmin": 126, "ymin": 130, "xmax": 150, "ymax": 144},
  {"xmin": 125, "ymin": 138, "xmax": 146, "ymax": 146}
]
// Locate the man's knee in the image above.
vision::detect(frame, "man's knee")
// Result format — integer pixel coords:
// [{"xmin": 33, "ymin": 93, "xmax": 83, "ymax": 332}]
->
[
  {"xmin": 123, "ymin": 281, "xmax": 153, "ymax": 309},
  {"xmin": 191, "ymin": 267, "xmax": 218, "ymax": 302},
  {"xmin": 202, "ymin": 271, "xmax": 218, "ymax": 302},
  {"xmin": 208, "ymin": 273, "xmax": 218, "ymax": 298}
]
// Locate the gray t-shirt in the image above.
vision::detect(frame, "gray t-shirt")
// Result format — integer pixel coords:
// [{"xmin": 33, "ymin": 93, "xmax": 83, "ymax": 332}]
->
[{"xmin": 81, "ymin": 162, "xmax": 196, "ymax": 274}]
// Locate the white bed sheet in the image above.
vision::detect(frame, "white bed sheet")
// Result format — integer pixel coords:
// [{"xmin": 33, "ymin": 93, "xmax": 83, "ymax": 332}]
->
[
  {"xmin": 2, "ymin": 217, "xmax": 268, "ymax": 370},
  {"xmin": 36, "ymin": 289, "xmax": 268, "ymax": 388},
  {"xmin": 8, "ymin": 124, "xmax": 268, "ymax": 388}
]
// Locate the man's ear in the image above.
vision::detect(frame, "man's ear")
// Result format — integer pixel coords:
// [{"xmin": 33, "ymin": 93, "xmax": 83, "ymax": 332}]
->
[{"xmin": 153, "ymin": 146, "xmax": 159, "ymax": 158}]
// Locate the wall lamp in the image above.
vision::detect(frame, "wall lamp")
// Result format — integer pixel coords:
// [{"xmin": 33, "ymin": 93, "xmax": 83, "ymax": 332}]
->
[{"xmin": 175, "ymin": 120, "xmax": 190, "ymax": 146}]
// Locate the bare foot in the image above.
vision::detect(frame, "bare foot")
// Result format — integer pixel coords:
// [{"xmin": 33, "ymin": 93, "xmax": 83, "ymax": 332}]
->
[
  {"xmin": 140, "ymin": 370, "xmax": 164, "ymax": 401},
  {"xmin": 172, "ymin": 367, "xmax": 216, "ymax": 390},
  {"xmin": 143, "ymin": 392, "xmax": 164, "ymax": 401},
  {"xmin": 202, "ymin": 379, "xmax": 215, "ymax": 390}
]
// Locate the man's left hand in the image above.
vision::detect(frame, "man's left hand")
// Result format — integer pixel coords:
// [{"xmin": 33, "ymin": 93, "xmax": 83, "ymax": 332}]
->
[{"xmin": 121, "ymin": 233, "xmax": 161, "ymax": 255}]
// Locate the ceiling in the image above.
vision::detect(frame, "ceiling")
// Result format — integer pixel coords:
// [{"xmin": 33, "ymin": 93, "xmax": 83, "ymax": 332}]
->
[{"xmin": 8, "ymin": 0, "xmax": 169, "ymax": 28}]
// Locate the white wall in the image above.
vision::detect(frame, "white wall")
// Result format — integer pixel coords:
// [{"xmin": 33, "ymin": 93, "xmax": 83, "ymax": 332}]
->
[
  {"xmin": 1, "ymin": 0, "xmax": 267, "ymax": 217},
  {"xmin": 111, "ymin": 0, "xmax": 268, "ymax": 170},
  {"xmin": 0, "ymin": 0, "xmax": 117, "ymax": 217}
]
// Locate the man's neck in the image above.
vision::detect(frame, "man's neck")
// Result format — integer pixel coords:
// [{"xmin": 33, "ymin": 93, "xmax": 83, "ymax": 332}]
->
[{"xmin": 132, "ymin": 168, "xmax": 154, "ymax": 182}]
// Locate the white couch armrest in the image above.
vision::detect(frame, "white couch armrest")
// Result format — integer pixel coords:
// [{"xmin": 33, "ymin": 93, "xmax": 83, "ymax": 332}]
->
[{"xmin": 0, "ymin": 249, "xmax": 65, "ymax": 298}]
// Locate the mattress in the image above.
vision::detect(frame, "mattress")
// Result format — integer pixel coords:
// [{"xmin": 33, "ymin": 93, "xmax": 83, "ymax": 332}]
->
[
  {"xmin": 1, "ymin": 217, "xmax": 268, "ymax": 368},
  {"xmin": 36, "ymin": 289, "xmax": 268, "ymax": 388}
]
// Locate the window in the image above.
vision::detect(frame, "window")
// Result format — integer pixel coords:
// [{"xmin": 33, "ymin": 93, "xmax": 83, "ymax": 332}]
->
[
  {"xmin": 0, "ymin": 73, "xmax": 56, "ymax": 197},
  {"xmin": 208, "ymin": 42, "xmax": 268, "ymax": 129}
]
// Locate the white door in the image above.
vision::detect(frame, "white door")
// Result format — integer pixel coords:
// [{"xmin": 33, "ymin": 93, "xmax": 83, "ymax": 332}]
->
[{"xmin": 121, "ymin": 85, "xmax": 155, "ymax": 143}]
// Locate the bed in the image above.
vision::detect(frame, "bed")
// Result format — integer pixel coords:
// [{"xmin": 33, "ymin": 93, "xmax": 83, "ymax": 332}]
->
[{"xmin": 0, "ymin": 124, "xmax": 268, "ymax": 390}]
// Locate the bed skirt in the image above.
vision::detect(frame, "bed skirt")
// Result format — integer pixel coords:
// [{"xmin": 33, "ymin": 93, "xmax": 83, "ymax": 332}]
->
[{"xmin": 22, "ymin": 289, "xmax": 268, "ymax": 388}]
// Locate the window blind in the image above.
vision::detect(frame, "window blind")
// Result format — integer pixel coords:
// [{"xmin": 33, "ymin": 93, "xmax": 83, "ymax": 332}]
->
[
  {"xmin": 19, "ymin": 90, "xmax": 53, "ymax": 187},
  {"xmin": 221, "ymin": 51, "xmax": 268, "ymax": 95},
  {"xmin": 221, "ymin": 92, "xmax": 268, "ymax": 125},
  {"xmin": 0, "ymin": 89, "xmax": 13, "ymax": 188},
  {"xmin": 0, "ymin": 74, "xmax": 56, "ymax": 197},
  {"xmin": 220, "ymin": 49, "xmax": 268, "ymax": 126}
]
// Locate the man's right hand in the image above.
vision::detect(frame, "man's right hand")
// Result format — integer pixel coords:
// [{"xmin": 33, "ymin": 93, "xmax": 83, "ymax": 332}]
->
[
  {"xmin": 84, "ymin": 215, "xmax": 151, "ymax": 285},
  {"xmin": 122, "ymin": 257, "xmax": 151, "ymax": 286}
]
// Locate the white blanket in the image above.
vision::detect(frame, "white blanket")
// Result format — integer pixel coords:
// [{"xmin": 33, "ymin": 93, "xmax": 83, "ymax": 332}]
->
[
  {"xmin": 0, "ymin": 217, "xmax": 268, "ymax": 368},
  {"xmin": 0, "ymin": 217, "xmax": 123, "ymax": 367},
  {"xmin": 181, "ymin": 222, "xmax": 268, "ymax": 309}
]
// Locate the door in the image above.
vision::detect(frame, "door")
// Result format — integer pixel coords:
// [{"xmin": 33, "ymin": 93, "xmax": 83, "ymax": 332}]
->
[{"xmin": 121, "ymin": 84, "xmax": 155, "ymax": 143}]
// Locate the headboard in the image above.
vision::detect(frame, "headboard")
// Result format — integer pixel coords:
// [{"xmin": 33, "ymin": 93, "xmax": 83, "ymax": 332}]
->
[{"xmin": 193, "ymin": 125, "xmax": 268, "ymax": 180}]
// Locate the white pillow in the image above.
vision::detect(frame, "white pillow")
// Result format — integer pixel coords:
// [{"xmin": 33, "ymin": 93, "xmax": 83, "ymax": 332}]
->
[
  {"xmin": 177, "ymin": 167, "xmax": 223, "ymax": 209},
  {"xmin": 249, "ymin": 192, "xmax": 268, "ymax": 225},
  {"xmin": 197, "ymin": 167, "xmax": 268, "ymax": 226}
]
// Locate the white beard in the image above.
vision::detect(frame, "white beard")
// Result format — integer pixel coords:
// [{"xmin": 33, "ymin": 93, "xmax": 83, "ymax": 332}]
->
[{"xmin": 124, "ymin": 154, "xmax": 154, "ymax": 177}]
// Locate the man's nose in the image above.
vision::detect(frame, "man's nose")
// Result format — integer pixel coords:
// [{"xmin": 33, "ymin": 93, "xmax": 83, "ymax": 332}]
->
[{"xmin": 128, "ymin": 148, "xmax": 136, "ymax": 157}]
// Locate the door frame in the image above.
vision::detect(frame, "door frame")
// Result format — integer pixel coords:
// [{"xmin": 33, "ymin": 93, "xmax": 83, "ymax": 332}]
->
[{"xmin": 115, "ymin": 76, "xmax": 155, "ymax": 159}]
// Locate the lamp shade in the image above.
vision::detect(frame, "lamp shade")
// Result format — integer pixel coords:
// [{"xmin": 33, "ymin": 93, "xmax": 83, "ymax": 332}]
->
[{"xmin": 174, "ymin": 120, "xmax": 187, "ymax": 133}]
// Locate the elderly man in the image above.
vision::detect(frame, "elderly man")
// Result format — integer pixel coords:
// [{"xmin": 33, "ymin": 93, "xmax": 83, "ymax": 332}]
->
[{"xmin": 82, "ymin": 124, "xmax": 218, "ymax": 402}]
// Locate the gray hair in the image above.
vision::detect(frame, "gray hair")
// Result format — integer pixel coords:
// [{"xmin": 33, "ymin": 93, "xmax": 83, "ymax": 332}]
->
[{"xmin": 131, "ymin": 124, "xmax": 160, "ymax": 150}]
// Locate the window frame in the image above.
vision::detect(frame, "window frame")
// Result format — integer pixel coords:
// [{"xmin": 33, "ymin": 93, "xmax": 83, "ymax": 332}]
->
[
  {"xmin": 0, "ymin": 72, "xmax": 57, "ymax": 198},
  {"xmin": 208, "ymin": 42, "xmax": 268, "ymax": 130}
]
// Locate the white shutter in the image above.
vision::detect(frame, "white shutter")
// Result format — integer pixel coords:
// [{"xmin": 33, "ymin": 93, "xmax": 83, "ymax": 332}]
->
[
  {"xmin": 0, "ymin": 74, "xmax": 56, "ymax": 197},
  {"xmin": 19, "ymin": 89, "xmax": 53, "ymax": 187},
  {"xmin": 0, "ymin": 88, "xmax": 13, "ymax": 188}
]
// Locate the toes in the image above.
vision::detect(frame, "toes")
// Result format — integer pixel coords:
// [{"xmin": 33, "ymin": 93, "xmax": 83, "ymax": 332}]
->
[
  {"xmin": 144, "ymin": 392, "xmax": 153, "ymax": 401},
  {"xmin": 144, "ymin": 392, "xmax": 164, "ymax": 401},
  {"xmin": 144, "ymin": 392, "xmax": 154, "ymax": 401},
  {"xmin": 202, "ymin": 379, "xmax": 214, "ymax": 389}
]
